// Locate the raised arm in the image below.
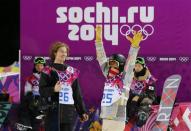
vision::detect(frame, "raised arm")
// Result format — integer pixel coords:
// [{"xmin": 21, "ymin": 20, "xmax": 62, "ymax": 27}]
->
[
  {"xmin": 123, "ymin": 32, "xmax": 143, "ymax": 89},
  {"xmin": 95, "ymin": 25, "xmax": 108, "ymax": 77}
]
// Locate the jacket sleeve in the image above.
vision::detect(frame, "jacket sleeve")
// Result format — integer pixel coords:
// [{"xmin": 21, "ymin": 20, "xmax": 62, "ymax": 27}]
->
[
  {"xmin": 24, "ymin": 81, "xmax": 32, "ymax": 95},
  {"xmin": 123, "ymin": 46, "xmax": 140, "ymax": 90},
  {"xmin": 72, "ymin": 78, "xmax": 86, "ymax": 118},
  {"xmin": 140, "ymin": 77, "xmax": 157, "ymax": 103},
  {"xmin": 145, "ymin": 80, "xmax": 157, "ymax": 102},
  {"xmin": 39, "ymin": 70, "xmax": 58, "ymax": 98},
  {"xmin": 95, "ymin": 41, "xmax": 109, "ymax": 78}
]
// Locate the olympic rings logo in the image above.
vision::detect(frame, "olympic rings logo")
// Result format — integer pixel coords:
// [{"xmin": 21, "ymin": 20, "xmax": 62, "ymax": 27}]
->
[
  {"xmin": 59, "ymin": 72, "xmax": 71, "ymax": 81},
  {"xmin": 84, "ymin": 56, "xmax": 94, "ymax": 61},
  {"xmin": 179, "ymin": 57, "xmax": 189, "ymax": 62},
  {"xmin": 120, "ymin": 24, "xmax": 154, "ymax": 40},
  {"xmin": 23, "ymin": 56, "xmax": 32, "ymax": 61},
  {"xmin": 146, "ymin": 57, "xmax": 157, "ymax": 62}
]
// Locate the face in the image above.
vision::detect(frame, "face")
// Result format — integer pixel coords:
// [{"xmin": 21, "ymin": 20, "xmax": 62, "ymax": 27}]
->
[
  {"xmin": 108, "ymin": 60, "xmax": 119, "ymax": 68},
  {"xmin": 35, "ymin": 64, "xmax": 44, "ymax": 72},
  {"xmin": 134, "ymin": 63, "xmax": 143, "ymax": 72},
  {"xmin": 107, "ymin": 59, "xmax": 121, "ymax": 77},
  {"xmin": 108, "ymin": 67, "xmax": 120, "ymax": 78},
  {"xmin": 54, "ymin": 46, "xmax": 68, "ymax": 62}
]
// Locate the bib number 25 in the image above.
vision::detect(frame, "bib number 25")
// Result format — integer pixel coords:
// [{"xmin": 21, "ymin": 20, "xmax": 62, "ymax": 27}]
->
[{"xmin": 102, "ymin": 93, "xmax": 112, "ymax": 104}]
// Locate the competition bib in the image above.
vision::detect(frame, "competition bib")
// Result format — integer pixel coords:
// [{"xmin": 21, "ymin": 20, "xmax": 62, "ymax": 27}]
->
[
  {"xmin": 59, "ymin": 83, "xmax": 74, "ymax": 104},
  {"xmin": 30, "ymin": 76, "xmax": 40, "ymax": 96},
  {"xmin": 32, "ymin": 85, "xmax": 40, "ymax": 95},
  {"xmin": 56, "ymin": 66, "xmax": 79, "ymax": 105},
  {"xmin": 101, "ymin": 83, "xmax": 121, "ymax": 106}
]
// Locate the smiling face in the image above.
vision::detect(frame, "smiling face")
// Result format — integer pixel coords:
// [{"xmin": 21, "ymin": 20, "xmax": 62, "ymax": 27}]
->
[
  {"xmin": 35, "ymin": 64, "xmax": 44, "ymax": 72},
  {"xmin": 134, "ymin": 63, "xmax": 144, "ymax": 73},
  {"xmin": 50, "ymin": 42, "xmax": 70, "ymax": 63},
  {"xmin": 108, "ymin": 67, "xmax": 120, "ymax": 78},
  {"xmin": 54, "ymin": 46, "xmax": 68, "ymax": 63},
  {"xmin": 107, "ymin": 54, "xmax": 126, "ymax": 78},
  {"xmin": 107, "ymin": 59, "xmax": 120, "ymax": 77}
]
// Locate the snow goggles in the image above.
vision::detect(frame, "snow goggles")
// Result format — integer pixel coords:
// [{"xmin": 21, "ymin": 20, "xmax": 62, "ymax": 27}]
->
[
  {"xmin": 136, "ymin": 57, "xmax": 145, "ymax": 65},
  {"xmin": 34, "ymin": 57, "xmax": 46, "ymax": 64}
]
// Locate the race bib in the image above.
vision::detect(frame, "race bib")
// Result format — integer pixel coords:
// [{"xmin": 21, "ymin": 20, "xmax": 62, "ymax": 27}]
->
[
  {"xmin": 59, "ymin": 84, "xmax": 74, "ymax": 104},
  {"xmin": 32, "ymin": 86, "xmax": 40, "ymax": 95},
  {"xmin": 31, "ymin": 79, "xmax": 40, "ymax": 95},
  {"xmin": 101, "ymin": 84, "xmax": 121, "ymax": 106}
]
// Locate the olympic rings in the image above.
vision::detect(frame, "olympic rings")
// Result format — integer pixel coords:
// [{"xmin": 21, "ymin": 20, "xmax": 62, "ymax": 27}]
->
[{"xmin": 120, "ymin": 24, "xmax": 154, "ymax": 40}]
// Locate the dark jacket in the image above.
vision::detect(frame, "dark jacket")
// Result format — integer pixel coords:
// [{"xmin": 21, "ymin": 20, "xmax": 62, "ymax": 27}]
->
[{"xmin": 39, "ymin": 63, "xmax": 86, "ymax": 123}]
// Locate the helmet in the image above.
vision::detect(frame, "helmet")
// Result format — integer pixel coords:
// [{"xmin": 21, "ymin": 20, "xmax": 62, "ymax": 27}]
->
[{"xmin": 108, "ymin": 54, "xmax": 126, "ymax": 72}]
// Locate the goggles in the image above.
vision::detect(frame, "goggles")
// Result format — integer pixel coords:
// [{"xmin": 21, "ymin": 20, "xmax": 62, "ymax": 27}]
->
[
  {"xmin": 136, "ymin": 57, "xmax": 145, "ymax": 65},
  {"xmin": 34, "ymin": 58, "xmax": 46, "ymax": 64}
]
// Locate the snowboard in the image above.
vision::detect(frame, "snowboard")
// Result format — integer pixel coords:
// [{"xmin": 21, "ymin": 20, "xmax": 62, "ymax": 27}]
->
[{"xmin": 152, "ymin": 75, "xmax": 181, "ymax": 131}]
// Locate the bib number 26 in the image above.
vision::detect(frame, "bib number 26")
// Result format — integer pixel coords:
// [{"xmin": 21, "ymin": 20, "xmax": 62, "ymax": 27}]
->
[{"xmin": 59, "ymin": 92, "xmax": 69, "ymax": 102}]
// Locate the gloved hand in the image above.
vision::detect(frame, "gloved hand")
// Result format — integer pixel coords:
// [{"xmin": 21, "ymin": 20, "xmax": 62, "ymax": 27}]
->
[
  {"xmin": 126, "ymin": 31, "xmax": 143, "ymax": 48},
  {"xmin": 132, "ymin": 95, "xmax": 140, "ymax": 102},
  {"xmin": 80, "ymin": 113, "xmax": 89, "ymax": 122},
  {"xmin": 95, "ymin": 25, "xmax": 102, "ymax": 43}
]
